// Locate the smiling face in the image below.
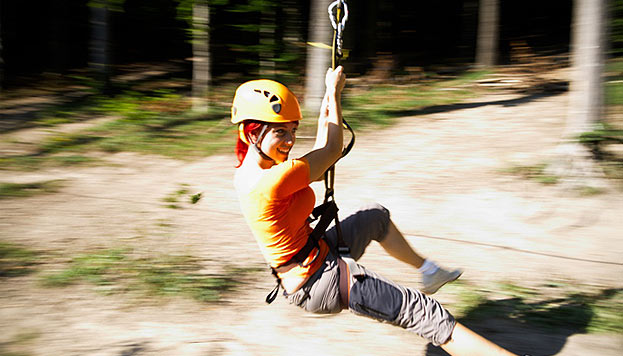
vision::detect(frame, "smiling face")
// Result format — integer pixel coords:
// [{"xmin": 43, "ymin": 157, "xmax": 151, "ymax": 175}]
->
[{"xmin": 258, "ymin": 121, "xmax": 298, "ymax": 164}]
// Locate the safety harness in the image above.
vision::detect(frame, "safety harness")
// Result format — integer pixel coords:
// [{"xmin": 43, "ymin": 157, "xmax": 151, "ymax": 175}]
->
[{"xmin": 266, "ymin": 0, "xmax": 355, "ymax": 304}]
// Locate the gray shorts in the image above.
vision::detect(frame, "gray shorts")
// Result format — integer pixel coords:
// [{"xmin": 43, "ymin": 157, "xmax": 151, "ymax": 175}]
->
[{"xmin": 285, "ymin": 203, "xmax": 456, "ymax": 346}]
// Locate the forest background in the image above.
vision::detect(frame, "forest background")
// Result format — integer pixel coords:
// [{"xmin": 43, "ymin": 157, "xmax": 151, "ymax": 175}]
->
[{"xmin": 1, "ymin": 1, "xmax": 622, "ymax": 355}]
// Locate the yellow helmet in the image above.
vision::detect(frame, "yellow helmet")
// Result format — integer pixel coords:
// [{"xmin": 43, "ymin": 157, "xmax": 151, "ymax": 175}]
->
[{"xmin": 231, "ymin": 79, "xmax": 302, "ymax": 125}]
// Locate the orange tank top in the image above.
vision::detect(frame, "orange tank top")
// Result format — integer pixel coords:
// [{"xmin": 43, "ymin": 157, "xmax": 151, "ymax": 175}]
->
[{"xmin": 235, "ymin": 158, "xmax": 329, "ymax": 293}]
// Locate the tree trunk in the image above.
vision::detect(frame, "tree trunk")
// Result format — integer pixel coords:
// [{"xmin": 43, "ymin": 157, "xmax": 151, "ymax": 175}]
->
[
  {"xmin": 460, "ymin": 0, "xmax": 479, "ymax": 61},
  {"xmin": 191, "ymin": 0, "xmax": 210, "ymax": 113},
  {"xmin": 280, "ymin": 0, "xmax": 303, "ymax": 79},
  {"xmin": 566, "ymin": 0, "xmax": 606, "ymax": 138},
  {"xmin": 89, "ymin": 2, "xmax": 111, "ymax": 93},
  {"xmin": 259, "ymin": 1, "xmax": 276, "ymax": 77},
  {"xmin": 475, "ymin": 0, "xmax": 499, "ymax": 67},
  {"xmin": 0, "ymin": 5, "xmax": 4, "ymax": 92},
  {"xmin": 548, "ymin": 0, "xmax": 608, "ymax": 188},
  {"xmin": 304, "ymin": 0, "xmax": 332, "ymax": 113}
]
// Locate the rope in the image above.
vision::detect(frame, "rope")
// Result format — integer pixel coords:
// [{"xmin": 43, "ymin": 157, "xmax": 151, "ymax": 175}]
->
[{"xmin": 325, "ymin": 0, "xmax": 354, "ymax": 206}]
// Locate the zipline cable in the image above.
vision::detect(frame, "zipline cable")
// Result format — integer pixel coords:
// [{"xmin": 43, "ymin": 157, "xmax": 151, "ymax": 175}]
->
[
  {"xmin": 60, "ymin": 193, "xmax": 622, "ymax": 267},
  {"xmin": 406, "ymin": 232, "xmax": 623, "ymax": 266}
]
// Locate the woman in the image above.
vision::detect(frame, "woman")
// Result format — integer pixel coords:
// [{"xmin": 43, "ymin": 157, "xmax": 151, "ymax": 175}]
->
[{"xmin": 232, "ymin": 67, "xmax": 517, "ymax": 356}]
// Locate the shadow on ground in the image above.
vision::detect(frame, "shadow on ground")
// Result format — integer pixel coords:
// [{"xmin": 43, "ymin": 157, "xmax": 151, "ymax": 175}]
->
[
  {"xmin": 425, "ymin": 288, "xmax": 621, "ymax": 356},
  {"xmin": 0, "ymin": 62, "xmax": 190, "ymax": 133},
  {"xmin": 388, "ymin": 80, "xmax": 568, "ymax": 120}
]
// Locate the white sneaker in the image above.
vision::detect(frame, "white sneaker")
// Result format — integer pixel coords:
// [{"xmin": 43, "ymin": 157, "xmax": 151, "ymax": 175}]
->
[{"xmin": 421, "ymin": 267, "xmax": 462, "ymax": 295}]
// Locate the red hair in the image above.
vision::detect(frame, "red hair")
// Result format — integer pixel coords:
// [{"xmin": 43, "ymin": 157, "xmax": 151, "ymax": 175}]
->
[{"xmin": 235, "ymin": 121, "xmax": 263, "ymax": 167}]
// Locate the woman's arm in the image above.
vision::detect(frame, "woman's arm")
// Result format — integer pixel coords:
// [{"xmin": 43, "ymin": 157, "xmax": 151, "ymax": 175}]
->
[{"xmin": 303, "ymin": 66, "xmax": 346, "ymax": 182}]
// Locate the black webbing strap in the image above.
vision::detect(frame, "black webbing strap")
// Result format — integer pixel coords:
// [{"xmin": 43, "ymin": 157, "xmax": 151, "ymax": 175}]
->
[
  {"xmin": 265, "ymin": 268, "xmax": 282, "ymax": 303},
  {"xmin": 265, "ymin": 201, "xmax": 341, "ymax": 304}
]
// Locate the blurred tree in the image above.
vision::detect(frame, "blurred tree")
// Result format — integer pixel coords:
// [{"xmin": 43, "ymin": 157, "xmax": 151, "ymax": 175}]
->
[
  {"xmin": 475, "ymin": 0, "xmax": 499, "ymax": 67},
  {"xmin": 89, "ymin": 1, "xmax": 110, "ymax": 92},
  {"xmin": 549, "ymin": 0, "xmax": 608, "ymax": 187},
  {"xmin": 50, "ymin": 2, "xmax": 69, "ymax": 75},
  {"xmin": 259, "ymin": 0, "xmax": 276, "ymax": 77},
  {"xmin": 88, "ymin": 0, "xmax": 124, "ymax": 93},
  {"xmin": 192, "ymin": 0, "xmax": 211, "ymax": 113},
  {"xmin": 0, "ymin": 4, "xmax": 4, "ymax": 91},
  {"xmin": 304, "ymin": 0, "xmax": 332, "ymax": 113},
  {"xmin": 613, "ymin": 0, "xmax": 623, "ymax": 55},
  {"xmin": 177, "ymin": 0, "xmax": 220, "ymax": 113},
  {"xmin": 226, "ymin": 0, "xmax": 303, "ymax": 80}
]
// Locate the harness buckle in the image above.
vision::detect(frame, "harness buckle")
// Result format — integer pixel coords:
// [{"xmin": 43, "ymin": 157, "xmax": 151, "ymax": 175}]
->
[
  {"xmin": 338, "ymin": 246, "xmax": 351, "ymax": 256},
  {"xmin": 298, "ymin": 246, "xmax": 320, "ymax": 268}
]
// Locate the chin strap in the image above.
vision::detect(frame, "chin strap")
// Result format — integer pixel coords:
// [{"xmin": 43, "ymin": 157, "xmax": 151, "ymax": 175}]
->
[{"xmin": 251, "ymin": 124, "xmax": 275, "ymax": 163}]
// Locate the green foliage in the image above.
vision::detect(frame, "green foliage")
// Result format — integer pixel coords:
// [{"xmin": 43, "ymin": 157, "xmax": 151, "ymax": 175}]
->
[
  {"xmin": 39, "ymin": 133, "xmax": 103, "ymax": 155},
  {"xmin": 88, "ymin": 0, "xmax": 126, "ymax": 12},
  {"xmin": 42, "ymin": 248, "xmax": 128, "ymax": 287},
  {"xmin": 578, "ymin": 124, "xmax": 623, "ymax": 186},
  {"xmin": 0, "ymin": 242, "xmax": 39, "ymax": 277},
  {"xmin": 190, "ymin": 192, "xmax": 203, "ymax": 204},
  {"xmin": 33, "ymin": 111, "xmax": 80, "ymax": 127},
  {"xmin": 0, "ymin": 89, "xmax": 233, "ymax": 170},
  {"xmin": 50, "ymin": 155, "xmax": 98, "ymax": 166},
  {"xmin": 0, "ymin": 157, "xmax": 43, "ymax": 171},
  {"xmin": 41, "ymin": 248, "xmax": 260, "ymax": 302},
  {"xmin": 161, "ymin": 185, "xmax": 197, "ymax": 209},
  {"xmin": 448, "ymin": 281, "xmax": 623, "ymax": 334},
  {"xmin": 0, "ymin": 155, "xmax": 98, "ymax": 171},
  {"xmin": 1, "ymin": 71, "xmax": 490, "ymax": 171},
  {"xmin": 0, "ymin": 180, "xmax": 64, "ymax": 199},
  {"xmin": 83, "ymin": 90, "xmax": 232, "ymax": 159},
  {"xmin": 503, "ymin": 164, "xmax": 559, "ymax": 185},
  {"xmin": 175, "ymin": 0, "xmax": 229, "ymax": 25},
  {"xmin": 605, "ymin": 68, "xmax": 623, "ymax": 107},
  {"xmin": 342, "ymin": 70, "xmax": 487, "ymax": 129},
  {"xmin": 578, "ymin": 127, "xmax": 623, "ymax": 146},
  {"xmin": 223, "ymin": 0, "xmax": 305, "ymax": 81}
]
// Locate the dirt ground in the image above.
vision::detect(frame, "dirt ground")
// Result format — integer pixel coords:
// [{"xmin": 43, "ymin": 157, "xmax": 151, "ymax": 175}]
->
[{"xmin": 1, "ymin": 70, "xmax": 622, "ymax": 356}]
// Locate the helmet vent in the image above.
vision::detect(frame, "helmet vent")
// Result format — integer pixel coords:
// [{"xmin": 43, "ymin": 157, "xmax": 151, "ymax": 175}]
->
[
  {"xmin": 272, "ymin": 103, "xmax": 282, "ymax": 114},
  {"xmin": 254, "ymin": 89, "xmax": 261, "ymax": 93},
  {"xmin": 269, "ymin": 95, "xmax": 279, "ymax": 103},
  {"xmin": 263, "ymin": 90, "xmax": 270, "ymax": 97}
]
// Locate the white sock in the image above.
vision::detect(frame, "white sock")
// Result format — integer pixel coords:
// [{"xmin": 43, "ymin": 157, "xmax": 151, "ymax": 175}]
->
[{"xmin": 418, "ymin": 259, "xmax": 439, "ymax": 275}]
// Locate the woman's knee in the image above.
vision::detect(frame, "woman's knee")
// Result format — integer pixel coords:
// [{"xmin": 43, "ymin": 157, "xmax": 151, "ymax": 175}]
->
[
  {"xmin": 358, "ymin": 203, "xmax": 391, "ymax": 242},
  {"xmin": 338, "ymin": 203, "xmax": 391, "ymax": 260}
]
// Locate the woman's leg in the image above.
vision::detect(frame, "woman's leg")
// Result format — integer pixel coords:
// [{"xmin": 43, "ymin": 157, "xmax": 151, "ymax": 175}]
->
[
  {"xmin": 379, "ymin": 221, "xmax": 426, "ymax": 268},
  {"xmin": 338, "ymin": 263, "xmax": 517, "ymax": 356},
  {"xmin": 332, "ymin": 204, "xmax": 425, "ymax": 265},
  {"xmin": 441, "ymin": 322, "xmax": 517, "ymax": 356},
  {"xmin": 380, "ymin": 221, "xmax": 462, "ymax": 294},
  {"xmin": 330, "ymin": 204, "xmax": 460, "ymax": 294}
]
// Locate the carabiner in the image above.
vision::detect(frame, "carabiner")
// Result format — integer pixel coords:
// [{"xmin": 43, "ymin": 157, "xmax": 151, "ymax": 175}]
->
[{"xmin": 328, "ymin": 0, "xmax": 349, "ymax": 31}]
